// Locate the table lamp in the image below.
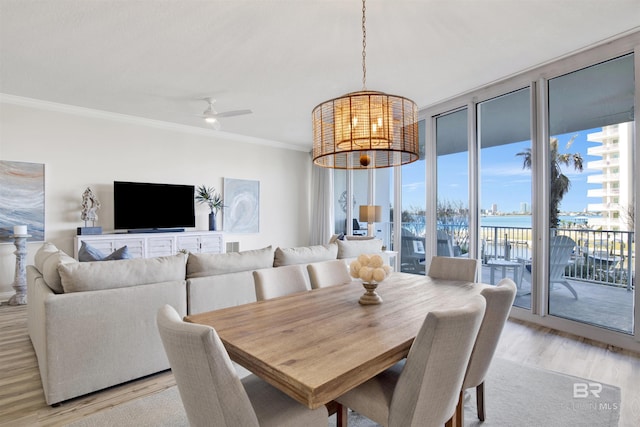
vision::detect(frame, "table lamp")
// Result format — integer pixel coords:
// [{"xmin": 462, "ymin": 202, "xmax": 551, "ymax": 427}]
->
[{"xmin": 359, "ymin": 205, "xmax": 382, "ymax": 237}]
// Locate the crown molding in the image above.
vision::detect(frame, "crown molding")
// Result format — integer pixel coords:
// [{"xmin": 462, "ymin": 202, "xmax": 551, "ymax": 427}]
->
[{"xmin": 0, "ymin": 93, "xmax": 308, "ymax": 152}]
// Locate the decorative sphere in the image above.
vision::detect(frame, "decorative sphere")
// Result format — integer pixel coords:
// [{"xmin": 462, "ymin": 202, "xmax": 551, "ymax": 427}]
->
[
  {"xmin": 360, "ymin": 154, "xmax": 370, "ymax": 167},
  {"xmin": 369, "ymin": 254, "xmax": 384, "ymax": 268},
  {"xmin": 350, "ymin": 261, "xmax": 362, "ymax": 278},
  {"xmin": 357, "ymin": 254, "xmax": 370, "ymax": 265},
  {"xmin": 359, "ymin": 266, "xmax": 373, "ymax": 282},
  {"xmin": 372, "ymin": 267, "xmax": 386, "ymax": 282}
]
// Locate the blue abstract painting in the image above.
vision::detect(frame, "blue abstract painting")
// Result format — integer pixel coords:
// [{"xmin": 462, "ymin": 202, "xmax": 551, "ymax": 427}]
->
[
  {"xmin": 224, "ymin": 178, "xmax": 259, "ymax": 233},
  {"xmin": 0, "ymin": 161, "xmax": 45, "ymax": 242}
]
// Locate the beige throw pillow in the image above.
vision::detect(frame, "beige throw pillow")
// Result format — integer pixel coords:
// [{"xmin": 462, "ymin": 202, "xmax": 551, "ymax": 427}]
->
[
  {"xmin": 273, "ymin": 244, "xmax": 338, "ymax": 267},
  {"xmin": 337, "ymin": 239, "xmax": 384, "ymax": 259},
  {"xmin": 59, "ymin": 253, "xmax": 187, "ymax": 293},
  {"xmin": 186, "ymin": 246, "xmax": 274, "ymax": 278}
]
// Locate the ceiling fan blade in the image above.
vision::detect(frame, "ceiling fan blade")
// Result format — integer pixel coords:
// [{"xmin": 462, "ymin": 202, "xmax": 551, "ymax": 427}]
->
[{"xmin": 214, "ymin": 109, "xmax": 253, "ymax": 118}]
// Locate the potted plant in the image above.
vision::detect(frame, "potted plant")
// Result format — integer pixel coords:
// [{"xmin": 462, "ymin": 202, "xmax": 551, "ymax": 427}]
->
[{"xmin": 195, "ymin": 185, "xmax": 224, "ymax": 231}]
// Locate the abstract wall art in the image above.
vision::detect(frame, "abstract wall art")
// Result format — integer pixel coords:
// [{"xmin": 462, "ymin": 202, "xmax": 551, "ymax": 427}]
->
[
  {"xmin": 223, "ymin": 178, "xmax": 259, "ymax": 233},
  {"xmin": 0, "ymin": 160, "xmax": 45, "ymax": 242}
]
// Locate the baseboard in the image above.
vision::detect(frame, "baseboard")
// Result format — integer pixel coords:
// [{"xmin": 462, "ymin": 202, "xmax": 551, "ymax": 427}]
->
[{"xmin": 0, "ymin": 290, "xmax": 15, "ymax": 304}]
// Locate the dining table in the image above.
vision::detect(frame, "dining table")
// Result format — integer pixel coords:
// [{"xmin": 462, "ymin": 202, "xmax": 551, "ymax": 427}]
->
[{"xmin": 184, "ymin": 271, "xmax": 489, "ymax": 414}]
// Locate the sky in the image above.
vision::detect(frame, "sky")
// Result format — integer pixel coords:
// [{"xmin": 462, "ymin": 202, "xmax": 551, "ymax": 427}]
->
[{"xmin": 402, "ymin": 127, "xmax": 603, "ymax": 214}]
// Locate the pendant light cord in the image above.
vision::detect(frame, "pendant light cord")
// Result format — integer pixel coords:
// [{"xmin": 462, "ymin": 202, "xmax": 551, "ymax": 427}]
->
[{"xmin": 362, "ymin": 0, "xmax": 367, "ymax": 90}]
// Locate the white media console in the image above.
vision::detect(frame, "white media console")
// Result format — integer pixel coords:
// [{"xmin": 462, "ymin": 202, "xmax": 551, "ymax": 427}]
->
[{"xmin": 74, "ymin": 231, "xmax": 224, "ymax": 260}]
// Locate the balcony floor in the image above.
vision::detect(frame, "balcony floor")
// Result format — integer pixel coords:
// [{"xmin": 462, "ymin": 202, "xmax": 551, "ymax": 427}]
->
[{"xmin": 479, "ymin": 264, "xmax": 634, "ymax": 334}]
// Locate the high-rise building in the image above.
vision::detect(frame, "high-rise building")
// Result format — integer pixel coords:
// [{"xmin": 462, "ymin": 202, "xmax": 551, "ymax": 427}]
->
[{"xmin": 586, "ymin": 123, "xmax": 634, "ymax": 231}]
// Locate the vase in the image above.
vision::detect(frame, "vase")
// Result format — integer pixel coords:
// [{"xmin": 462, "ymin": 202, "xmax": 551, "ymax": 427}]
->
[
  {"xmin": 359, "ymin": 281, "xmax": 383, "ymax": 305},
  {"xmin": 208, "ymin": 213, "xmax": 217, "ymax": 231}
]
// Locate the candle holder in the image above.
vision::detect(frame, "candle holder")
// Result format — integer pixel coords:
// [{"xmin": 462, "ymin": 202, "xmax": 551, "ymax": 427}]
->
[{"xmin": 8, "ymin": 233, "xmax": 30, "ymax": 306}]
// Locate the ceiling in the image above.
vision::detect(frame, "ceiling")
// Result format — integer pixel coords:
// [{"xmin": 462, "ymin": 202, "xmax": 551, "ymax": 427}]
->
[{"xmin": 1, "ymin": 0, "xmax": 639, "ymax": 150}]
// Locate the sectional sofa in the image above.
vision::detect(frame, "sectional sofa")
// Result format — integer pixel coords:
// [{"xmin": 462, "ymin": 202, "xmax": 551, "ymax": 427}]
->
[{"xmin": 26, "ymin": 238, "xmax": 385, "ymax": 405}]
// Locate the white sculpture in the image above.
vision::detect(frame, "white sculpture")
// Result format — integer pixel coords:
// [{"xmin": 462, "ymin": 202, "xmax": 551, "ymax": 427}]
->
[{"xmin": 81, "ymin": 187, "xmax": 100, "ymax": 226}]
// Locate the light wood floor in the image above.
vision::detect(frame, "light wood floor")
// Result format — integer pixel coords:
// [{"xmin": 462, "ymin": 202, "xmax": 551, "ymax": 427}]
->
[{"xmin": 1, "ymin": 303, "xmax": 639, "ymax": 426}]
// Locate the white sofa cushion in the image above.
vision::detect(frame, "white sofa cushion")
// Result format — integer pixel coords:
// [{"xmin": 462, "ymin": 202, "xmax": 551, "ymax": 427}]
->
[
  {"xmin": 273, "ymin": 243, "xmax": 338, "ymax": 267},
  {"xmin": 337, "ymin": 239, "xmax": 384, "ymax": 259},
  {"xmin": 58, "ymin": 253, "xmax": 187, "ymax": 293},
  {"xmin": 186, "ymin": 246, "xmax": 273, "ymax": 279},
  {"xmin": 34, "ymin": 242, "xmax": 59, "ymax": 272},
  {"xmin": 41, "ymin": 250, "xmax": 78, "ymax": 293}
]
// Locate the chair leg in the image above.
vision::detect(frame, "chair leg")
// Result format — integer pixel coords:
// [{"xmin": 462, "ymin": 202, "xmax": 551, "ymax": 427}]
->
[
  {"xmin": 445, "ymin": 390, "xmax": 463, "ymax": 427},
  {"xmin": 476, "ymin": 382, "xmax": 485, "ymax": 421},
  {"xmin": 336, "ymin": 403, "xmax": 348, "ymax": 427}
]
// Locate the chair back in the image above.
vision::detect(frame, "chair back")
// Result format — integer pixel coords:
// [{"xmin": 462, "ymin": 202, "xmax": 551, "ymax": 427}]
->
[
  {"xmin": 156, "ymin": 305, "xmax": 259, "ymax": 427},
  {"xmin": 307, "ymin": 260, "xmax": 352, "ymax": 289},
  {"xmin": 253, "ymin": 264, "xmax": 310, "ymax": 301},
  {"xmin": 428, "ymin": 256, "xmax": 478, "ymax": 282},
  {"xmin": 462, "ymin": 278, "xmax": 517, "ymax": 389},
  {"xmin": 388, "ymin": 296, "xmax": 486, "ymax": 427},
  {"xmin": 436, "ymin": 230, "xmax": 455, "ymax": 257},
  {"xmin": 549, "ymin": 235, "xmax": 576, "ymax": 282}
]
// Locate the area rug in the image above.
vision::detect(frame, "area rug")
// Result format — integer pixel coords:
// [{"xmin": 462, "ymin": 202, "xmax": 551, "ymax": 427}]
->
[{"xmin": 67, "ymin": 358, "xmax": 620, "ymax": 426}]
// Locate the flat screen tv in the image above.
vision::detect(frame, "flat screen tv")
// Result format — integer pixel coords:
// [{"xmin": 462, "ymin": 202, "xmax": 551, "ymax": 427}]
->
[{"xmin": 114, "ymin": 181, "xmax": 195, "ymax": 232}]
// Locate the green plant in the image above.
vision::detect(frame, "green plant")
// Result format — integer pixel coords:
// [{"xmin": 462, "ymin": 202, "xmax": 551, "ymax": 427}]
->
[
  {"xmin": 517, "ymin": 136, "xmax": 583, "ymax": 227},
  {"xmin": 195, "ymin": 185, "xmax": 224, "ymax": 214}
]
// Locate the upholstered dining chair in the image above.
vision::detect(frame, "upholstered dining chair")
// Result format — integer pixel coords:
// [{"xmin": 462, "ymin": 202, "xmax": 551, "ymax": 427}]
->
[
  {"xmin": 428, "ymin": 256, "xmax": 479, "ymax": 282},
  {"xmin": 307, "ymin": 260, "xmax": 352, "ymax": 289},
  {"xmin": 156, "ymin": 305, "xmax": 327, "ymax": 427},
  {"xmin": 447, "ymin": 278, "xmax": 517, "ymax": 427},
  {"xmin": 335, "ymin": 296, "xmax": 486, "ymax": 427},
  {"xmin": 253, "ymin": 264, "xmax": 310, "ymax": 301}
]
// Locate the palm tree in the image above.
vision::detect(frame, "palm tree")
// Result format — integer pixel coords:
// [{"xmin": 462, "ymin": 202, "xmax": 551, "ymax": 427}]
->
[{"xmin": 517, "ymin": 136, "xmax": 584, "ymax": 227}]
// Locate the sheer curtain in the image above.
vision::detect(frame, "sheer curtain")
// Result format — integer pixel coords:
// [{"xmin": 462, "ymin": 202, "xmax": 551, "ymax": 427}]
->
[{"xmin": 309, "ymin": 162, "xmax": 333, "ymax": 245}]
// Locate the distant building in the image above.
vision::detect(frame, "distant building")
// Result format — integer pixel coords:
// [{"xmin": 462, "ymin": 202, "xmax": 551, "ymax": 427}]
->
[
  {"xmin": 586, "ymin": 123, "xmax": 633, "ymax": 231},
  {"xmin": 520, "ymin": 202, "xmax": 529, "ymax": 214},
  {"xmin": 491, "ymin": 203, "xmax": 498, "ymax": 215}
]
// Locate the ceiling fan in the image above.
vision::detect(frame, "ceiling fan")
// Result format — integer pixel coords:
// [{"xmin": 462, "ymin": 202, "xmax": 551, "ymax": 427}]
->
[{"xmin": 200, "ymin": 97, "xmax": 252, "ymax": 130}]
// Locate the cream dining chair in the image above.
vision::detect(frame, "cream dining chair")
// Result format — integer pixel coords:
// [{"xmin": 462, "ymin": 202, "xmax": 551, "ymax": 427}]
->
[
  {"xmin": 428, "ymin": 256, "xmax": 479, "ymax": 282},
  {"xmin": 307, "ymin": 259, "xmax": 352, "ymax": 289},
  {"xmin": 253, "ymin": 264, "xmax": 310, "ymax": 301},
  {"xmin": 447, "ymin": 277, "xmax": 517, "ymax": 427},
  {"xmin": 156, "ymin": 305, "xmax": 327, "ymax": 427},
  {"xmin": 335, "ymin": 296, "xmax": 486, "ymax": 427}
]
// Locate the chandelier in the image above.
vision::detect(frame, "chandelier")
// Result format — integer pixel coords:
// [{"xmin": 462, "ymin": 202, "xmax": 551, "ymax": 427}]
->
[{"xmin": 312, "ymin": 0, "xmax": 419, "ymax": 169}]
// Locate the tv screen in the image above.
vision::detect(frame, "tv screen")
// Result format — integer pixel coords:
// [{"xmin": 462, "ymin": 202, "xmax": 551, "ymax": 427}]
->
[{"xmin": 114, "ymin": 181, "xmax": 195, "ymax": 231}]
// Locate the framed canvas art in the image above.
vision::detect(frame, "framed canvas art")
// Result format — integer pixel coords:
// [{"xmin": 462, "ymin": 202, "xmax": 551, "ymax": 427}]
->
[
  {"xmin": 223, "ymin": 178, "xmax": 259, "ymax": 233},
  {"xmin": 0, "ymin": 160, "xmax": 45, "ymax": 242}
]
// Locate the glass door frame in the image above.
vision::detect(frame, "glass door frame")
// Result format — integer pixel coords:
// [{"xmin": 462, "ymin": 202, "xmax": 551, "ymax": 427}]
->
[{"xmin": 420, "ymin": 32, "xmax": 640, "ymax": 352}]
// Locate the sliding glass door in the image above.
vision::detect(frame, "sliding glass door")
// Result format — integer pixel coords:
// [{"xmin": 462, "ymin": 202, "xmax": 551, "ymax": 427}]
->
[
  {"xmin": 477, "ymin": 88, "xmax": 532, "ymax": 309},
  {"xmin": 547, "ymin": 54, "xmax": 635, "ymax": 333}
]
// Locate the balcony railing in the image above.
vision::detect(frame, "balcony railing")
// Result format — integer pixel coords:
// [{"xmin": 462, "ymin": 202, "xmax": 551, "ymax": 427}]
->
[{"xmin": 406, "ymin": 223, "xmax": 635, "ymax": 291}]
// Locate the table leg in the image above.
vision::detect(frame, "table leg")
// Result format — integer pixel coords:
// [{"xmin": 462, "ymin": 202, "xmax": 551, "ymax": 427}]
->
[{"xmin": 336, "ymin": 403, "xmax": 348, "ymax": 427}]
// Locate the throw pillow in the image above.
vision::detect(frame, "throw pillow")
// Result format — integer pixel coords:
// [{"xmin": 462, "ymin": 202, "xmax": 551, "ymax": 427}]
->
[
  {"xmin": 41, "ymin": 250, "xmax": 77, "ymax": 293},
  {"xmin": 336, "ymin": 238, "xmax": 384, "ymax": 259},
  {"xmin": 103, "ymin": 245, "xmax": 132, "ymax": 261},
  {"xmin": 78, "ymin": 241, "xmax": 131, "ymax": 261},
  {"xmin": 34, "ymin": 242, "xmax": 59, "ymax": 272},
  {"xmin": 59, "ymin": 252, "xmax": 188, "ymax": 293},
  {"xmin": 78, "ymin": 241, "xmax": 106, "ymax": 262},
  {"xmin": 273, "ymin": 243, "xmax": 338, "ymax": 267}
]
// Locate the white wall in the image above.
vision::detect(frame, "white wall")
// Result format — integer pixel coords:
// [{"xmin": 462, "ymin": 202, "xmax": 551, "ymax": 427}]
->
[{"xmin": 0, "ymin": 99, "xmax": 311, "ymax": 297}]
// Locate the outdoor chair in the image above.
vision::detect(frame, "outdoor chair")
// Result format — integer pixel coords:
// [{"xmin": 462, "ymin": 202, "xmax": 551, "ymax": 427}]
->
[{"xmin": 521, "ymin": 235, "xmax": 578, "ymax": 299}]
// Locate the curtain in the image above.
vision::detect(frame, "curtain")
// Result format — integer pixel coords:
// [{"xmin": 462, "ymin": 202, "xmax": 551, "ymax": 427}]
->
[{"xmin": 309, "ymin": 162, "xmax": 333, "ymax": 245}]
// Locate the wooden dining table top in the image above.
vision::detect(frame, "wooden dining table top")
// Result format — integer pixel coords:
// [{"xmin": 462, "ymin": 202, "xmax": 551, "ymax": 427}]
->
[{"xmin": 184, "ymin": 272, "xmax": 488, "ymax": 409}]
